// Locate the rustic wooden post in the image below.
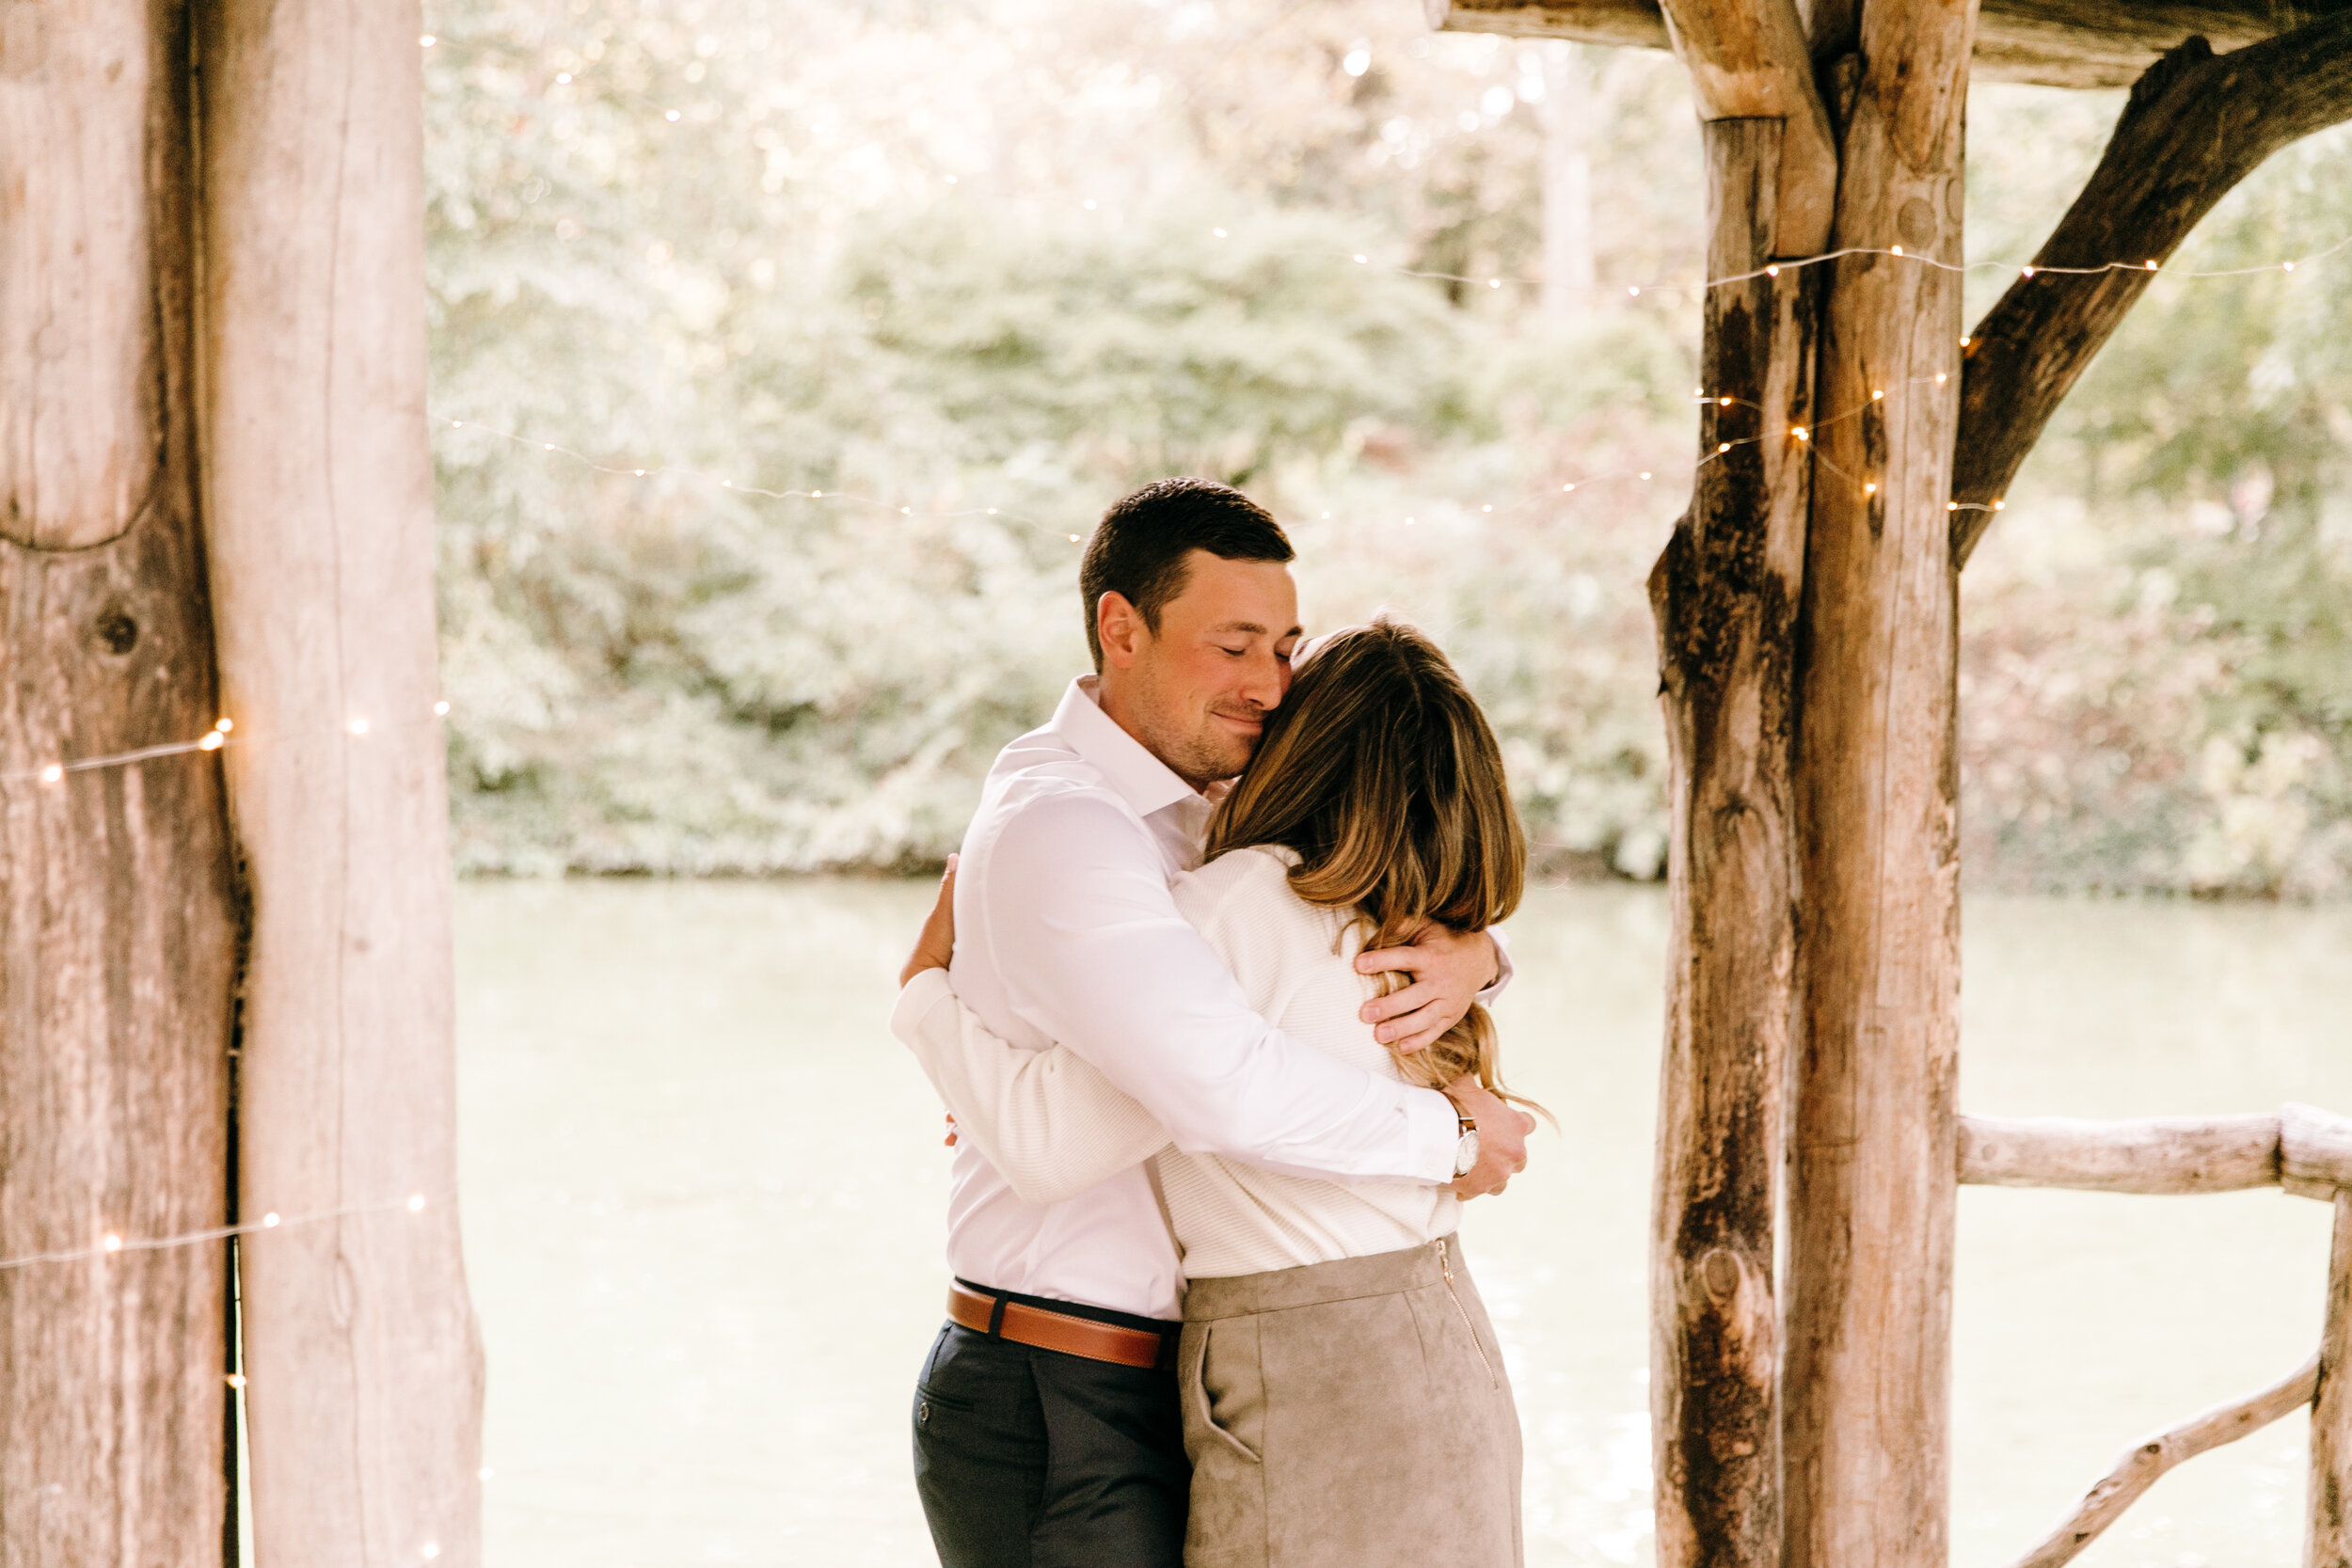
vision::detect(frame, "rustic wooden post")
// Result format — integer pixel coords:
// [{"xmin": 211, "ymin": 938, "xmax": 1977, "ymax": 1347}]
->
[
  {"xmin": 1781, "ymin": 7, "xmax": 1976, "ymax": 1567},
  {"xmin": 197, "ymin": 0, "xmax": 485, "ymax": 1561},
  {"xmin": 2314, "ymin": 1192, "xmax": 2352, "ymax": 1568},
  {"xmin": 0, "ymin": 0, "xmax": 239, "ymax": 1560},
  {"xmin": 1645, "ymin": 112, "xmax": 1820, "ymax": 1567}
]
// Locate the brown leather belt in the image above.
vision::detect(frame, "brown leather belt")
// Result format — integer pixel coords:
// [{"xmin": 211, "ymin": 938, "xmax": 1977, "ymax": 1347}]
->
[{"xmin": 948, "ymin": 1283, "xmax": 1174, "ymax": 1370}]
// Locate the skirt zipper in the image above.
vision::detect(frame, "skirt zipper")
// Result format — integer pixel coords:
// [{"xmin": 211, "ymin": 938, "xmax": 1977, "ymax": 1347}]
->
[{"xmin": 1436, "ymin": 1236, "xmax": 1499, "ymax": 1389}]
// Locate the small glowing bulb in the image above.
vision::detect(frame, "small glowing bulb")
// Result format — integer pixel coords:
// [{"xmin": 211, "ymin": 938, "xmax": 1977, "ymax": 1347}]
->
[
  {"xmin": 199, "ymin": 732, "xmax": 224, "ymax": 752},
  {"xmin": 1935, "ymin": 372, "xmax": 1947, "ymax": 384},
  {"xmin": 2145, "ymin": 260, "xmax": 2158, "ymax": 270},
  {"xmin": 899, "ymin": 506, "xmax": 912, "ymax": 515},
  {"xmin": 944, "ymin": 175, "xmax": 957, "ymax": 184},
  {"xmin": 721, "ymin": 480, "xmax": 732, "ymax": 488},
  {"xmin": 420, "ymin": 34, "xmax": 436, "ymax": 46},
  {"xmin": 1628, "ymin": 286, "xmax": 1641, "ymax": 297},
  {"xmin": 216, "ymin": 718, "xmax": 233, "ymax": 733},
  {"xmin": 102, "ymin": 1234, "xmax": 123, "ymax": 1252},
  {"xmin": 810, "ymin": 489, "xmax": 821, "ymax": 497},
  {"xmin": 1212, "ymin": 228, "xmax": 1227, "ymax": 238},
  {"xmin": 451, "ymin": 420, "xmax": 463, "ymax": 428},
  {"xmin": 1994, "ymin": 499, "xmax": 2006, "ymax": 511},
  {"xmin": 1321, "ymin": 511, "xmax": 1331, "ymax": 519},
  {"xmin": 1082, "ymin": 199, "xmax": 1097, "ymax": 211},
  {"xmin": 2283, "ymin": 261, "xmax": 2296, "ymax": 272},
  {"xmin": 422, "ymin": 1545, "xmax": 441, "ymax": 1561},
  {"xmin": 543, "ymin": 443, "xmax": 555, "ymax": 451},
  {"xmin": 1947, "ymin": 500, "xmax": 1960, "ymax": 512},
  {"xmin": 227, "ymin": 1373, "xmax": 247, "ymax": 1387},
  {"xmin": 1693, "ymin": 387, "xmax": 1705, "ymax": 397},
  {"xmin": 1871, "ymin": 389, "xmax": 1884, "ymax": 400},
  {"xmin": 39, "ymin": 764, "xmax": 62, "ymax": 784},
  {"xmin": 1719, "ymin": 397, "xmax": 1733, "ymax": 407},
  {"xmin": 480, "ymin": 1468, "xmax": 495, "ymax": 1481},
  {"xmin": 1892, "ymin": 245, "xmax": 1904, "ymax": 257},
  {"xmin": 1718, "ymin": 443, "xmax": 1732, "ymax": 453},
  {"xmin": 1353, "ymin": 254, "xmax": 1368, "ymax": 264},
  {"xmin": 348, "ymin": 719, "xmax": 370, "ymax": 736},
  {"xmin": 1865, "ymin": 483, "xmax": 1878, "ymax": 495},
  {"xmin": 1791, "ymin": 427, "xmax": 1809, "ymax": 441},
  {"xmin": 2022, "ymin": 265, "xmax": 2035, "ymax": 278},
  {"xmin": 262, "ymin": 1212, "xmax": 281, "ymax": 1227},
  {"xmin": 1765, "ymin": 264, "xmax": 1780, "ymax": 277},
  {"xmin": 1068, "ymin": 534, "xmax": 1081, "ymax": 543},
  {"xmin": 407, "ymin": 1194, "xmax": 427, "ymax": 1212},
  {"xmin": 664, "ymin": 110, "xmax": 681, "ymax": 122},
  {"xmin": 985, "ymin": 508, "xmax": 997, "ymax": 516},
  {"xmin": 434, "ymin": 700, "xmax": 451, "ymax": 716},
  {"xmin": 1562, "ymin": 483, "xmax": 1576, "ymax": 493},
  {"xmin": 1959, "ymin": 336, "xmax": 1970, "ymax": 347},
  {"xmin": 1638, "ymin": 472, "xmax": 1651, "ymax": 481},
  {"xmin": 557, "ymin": 71, "xmax": 572, "ymax": 84}
]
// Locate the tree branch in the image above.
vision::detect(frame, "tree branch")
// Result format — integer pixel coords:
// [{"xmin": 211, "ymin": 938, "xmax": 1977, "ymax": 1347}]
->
[
  {"xmin": 1952, "ymin": 15, "xmax": 2352, "ymax": 566},
  {"xmin": 2001, "ymin": 1354, "xmax": 2321, "ymax": 1568}
]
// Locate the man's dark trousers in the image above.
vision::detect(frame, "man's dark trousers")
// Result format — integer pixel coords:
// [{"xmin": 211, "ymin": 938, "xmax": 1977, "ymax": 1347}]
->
[{"xmin": 912, "ymin": 1298, "xmax": 1188, "ymax": 1567}]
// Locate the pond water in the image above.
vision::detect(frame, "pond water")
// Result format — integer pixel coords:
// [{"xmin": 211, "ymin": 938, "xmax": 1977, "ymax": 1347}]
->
[{"xmin": 455, "ymin": 880, "xmax": 2352, "ymax": 1568}]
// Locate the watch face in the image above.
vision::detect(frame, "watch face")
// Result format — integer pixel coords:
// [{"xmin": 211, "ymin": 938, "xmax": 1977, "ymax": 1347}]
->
[{"xmin": 1455, "ymin": 1129, "xmax": 1481, "ymax": 1178}]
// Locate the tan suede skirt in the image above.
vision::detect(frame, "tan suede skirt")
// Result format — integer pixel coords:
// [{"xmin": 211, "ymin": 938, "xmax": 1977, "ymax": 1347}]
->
[{"xmin": 1177, "ymin": 1234, "xmax": 1523, "ymax": 1568}]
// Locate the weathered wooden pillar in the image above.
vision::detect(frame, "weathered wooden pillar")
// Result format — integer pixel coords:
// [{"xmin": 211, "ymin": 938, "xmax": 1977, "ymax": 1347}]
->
[
  {"xmin": 0, "ymin": 0, "xmax": 239, "ymax": 1559},
  {"xmin": 1645, "ymin": 117, "xmax": 1817, "ymax": 1568},
  {"xmin": 197, "ymin": 0, "xmax": 485, "ymax": 1560},
  {"xmin": 1783, "ymin": 5, "xmax": 1975, "ymax": 1565},
  {"xmin": 2314, "ymin": 1192, "xmax": 2352, "ymax": 1568}
]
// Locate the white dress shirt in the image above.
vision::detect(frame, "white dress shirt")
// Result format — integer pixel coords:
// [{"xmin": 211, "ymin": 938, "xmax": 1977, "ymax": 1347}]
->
[
  {"xmin": 895, "ymin": 676, "xmax": 1470, "ymax": 1321},
  {"xmin": 898, "ymin": 845, "xmax": 1465, "ymax": 1281}
]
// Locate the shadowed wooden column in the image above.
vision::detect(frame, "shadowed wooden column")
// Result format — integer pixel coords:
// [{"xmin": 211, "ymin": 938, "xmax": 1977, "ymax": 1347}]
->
[
  {"xmin": 2315, "ymin": 1193, "xmax": 2352, "ymax": 1568},
  {"xmin": 0, "ymin": 0, "xmax": 238, "ymax": 1560},
  {"xmin": 196, "ymin": 0, "xmax": 485, "ymax": 1560},
  {"xmin": 1784, "ymin": 0, "xmax": 1976, "ymax": 1561},
  {"xmin": 1645, "ymin": 115, "xmax": 1817, "ymax": 1568}
]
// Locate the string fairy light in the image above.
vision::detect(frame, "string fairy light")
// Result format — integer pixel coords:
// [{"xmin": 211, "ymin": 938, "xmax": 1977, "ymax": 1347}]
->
[
  {"xmin": 0, "ymin": 1192, "xmax": 437, "ymax": 1275},
  {"xmin": 7, "ymin": 705, "xmax": 452, "ymax": 790}
]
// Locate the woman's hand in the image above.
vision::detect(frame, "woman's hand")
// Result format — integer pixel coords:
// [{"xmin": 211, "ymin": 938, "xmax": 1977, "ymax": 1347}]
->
[
  {"xmin": 899, "ymin": 855, "xmax": 958, "ymax": 989},
  {"xmin": 1354, "ymin": 926, "xmax": 1501, "ymax": 1053}
]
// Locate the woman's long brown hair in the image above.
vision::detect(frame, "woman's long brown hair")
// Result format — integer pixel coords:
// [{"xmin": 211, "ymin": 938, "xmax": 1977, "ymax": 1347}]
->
[{"xmin": 1205, "ymin": 618, "xmax": 1547, "ymax": 1121}]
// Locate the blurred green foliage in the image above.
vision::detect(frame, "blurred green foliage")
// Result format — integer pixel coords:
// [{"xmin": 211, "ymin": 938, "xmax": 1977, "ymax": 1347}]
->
[{"xmin": 423, "ymin": 0, "xmax": 2352, "ymax": 894}]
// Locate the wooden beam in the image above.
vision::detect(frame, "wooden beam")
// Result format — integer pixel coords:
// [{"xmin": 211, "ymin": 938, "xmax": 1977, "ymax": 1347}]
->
[
  {"xmin": 0, "ymin": 0, "xmax": 237, "ymax": 1557},
  {"xmin": 1646, "ymin": 117, "xmax": 1815, "ymax": 1568},
  {"xmin": 2315, "ymin": 1194, "xmax": 2352, "ymax": 1568},
  {"xmin": 0, "ymin": 0, "xmax": 163, "ymax": 549},
  {"xmin": 1427, "ymin": 0, "xmax": 2352, "ymax": 89},
  {"xmin": 2285, "ymin": 1104, "xmax": 2352, "ymax": 1202},
  {"xmin": 196, "ymin": 0, "xmax": 485, "ymax": 1560},
  {"xmin": 1953, "ymin": 18, "xmax": 2352, "ymax": 565},
  {"xmin": 1651, "ymin": 0, "xmax": 1836, "ymax": 255},
  {"xmin": 2003, "ymin": 1354, "xmax": 2321, "ymax": 1568},
  {"xmin": 1958, "ymin": 1112, "xmax": 2282, "ymax": 1194}
]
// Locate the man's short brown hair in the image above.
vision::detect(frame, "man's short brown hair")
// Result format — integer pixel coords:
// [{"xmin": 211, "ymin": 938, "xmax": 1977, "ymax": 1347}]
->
[{"xmin": 1077, "ymin": 479, "xmax": 1295, "ymax": 671}]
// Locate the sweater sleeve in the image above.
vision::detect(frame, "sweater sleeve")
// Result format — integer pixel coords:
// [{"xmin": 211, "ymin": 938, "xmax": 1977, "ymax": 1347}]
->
[{"xmin": 890, "ymin": 970, "xmax": 1172, "ymax": 1207}]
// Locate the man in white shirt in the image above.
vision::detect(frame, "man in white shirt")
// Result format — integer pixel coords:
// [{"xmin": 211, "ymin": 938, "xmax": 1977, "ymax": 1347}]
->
[{"xmin": 888, "ymin": 478, "xmax": 1531, "ymax": 1568}]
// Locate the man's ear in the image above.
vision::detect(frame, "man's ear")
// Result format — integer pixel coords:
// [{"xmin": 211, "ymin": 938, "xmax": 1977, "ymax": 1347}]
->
[{"xmin": 1096, "ymin": 591, "xmax": 1148, "ymax": 671}]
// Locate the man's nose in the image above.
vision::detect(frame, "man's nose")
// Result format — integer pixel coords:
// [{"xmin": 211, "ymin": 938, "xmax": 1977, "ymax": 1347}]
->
[{"xmin": 1236, "ymin": 649, "xmax": 1288, "ymax": 710}]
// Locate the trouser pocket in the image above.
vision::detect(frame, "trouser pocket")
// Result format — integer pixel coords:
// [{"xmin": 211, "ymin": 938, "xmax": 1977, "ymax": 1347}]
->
[{"xmin": 1184, "ymin": 1323, "xmax": 1261, "ymax": 1465}]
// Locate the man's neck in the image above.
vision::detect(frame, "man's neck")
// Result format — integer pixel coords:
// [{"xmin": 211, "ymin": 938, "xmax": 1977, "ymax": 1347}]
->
[{"xmin": 1090, "ymin": 673, "xmax": 1216, "ymax": 794}]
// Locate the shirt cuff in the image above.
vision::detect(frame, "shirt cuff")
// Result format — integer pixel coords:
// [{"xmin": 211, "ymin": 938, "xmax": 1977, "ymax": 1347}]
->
[
  {"xmin": 890, "ymin": 967, "xmax": 956, "ymax": 1046},
  {"xmin": 1406, "ymin": 1085, "xmax": 1464, "ymax": 1186},
  {"xmin": 1476, "ymin": 925, "xmax": 1514, "ymax": 1006}
]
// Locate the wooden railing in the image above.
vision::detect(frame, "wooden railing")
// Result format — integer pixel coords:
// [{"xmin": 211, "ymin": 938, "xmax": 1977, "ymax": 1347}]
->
[{"xmin": 1956, "ymin": 1103, "xmax": 2352, "ymax": 1568}]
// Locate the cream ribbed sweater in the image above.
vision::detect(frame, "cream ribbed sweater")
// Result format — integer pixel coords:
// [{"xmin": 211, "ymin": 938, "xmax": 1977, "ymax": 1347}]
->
[{"xmin": 892, "ymin": 845, "xmax": 1459, "ymax": 1281}]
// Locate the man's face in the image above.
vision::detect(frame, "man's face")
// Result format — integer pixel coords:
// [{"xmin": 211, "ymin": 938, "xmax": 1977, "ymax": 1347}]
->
[{"xmin": 1098, "ymin": 551, "xmax": 1301, "ymax": 789}]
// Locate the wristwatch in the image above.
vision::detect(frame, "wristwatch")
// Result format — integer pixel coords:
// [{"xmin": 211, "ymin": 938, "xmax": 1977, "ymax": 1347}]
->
[{"xmin": 1445, "ymin": 1093, "xmax": 1481, "ymax": 1178}]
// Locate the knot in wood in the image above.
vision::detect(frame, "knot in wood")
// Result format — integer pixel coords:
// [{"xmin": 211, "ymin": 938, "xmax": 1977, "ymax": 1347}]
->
[
  {"xmin": 1700, "ymin": 1247, "xmax": 1741, "ymax": 1302},
  {"xmin": 94, "ymin": 610, "xmax": 139, "ymax": 656}
]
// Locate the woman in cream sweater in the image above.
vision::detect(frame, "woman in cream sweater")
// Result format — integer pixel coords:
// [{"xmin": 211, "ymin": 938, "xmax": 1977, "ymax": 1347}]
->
[{"xmin": 904, "ymin": 618, "xmax": 1541, "ymax": 1568}]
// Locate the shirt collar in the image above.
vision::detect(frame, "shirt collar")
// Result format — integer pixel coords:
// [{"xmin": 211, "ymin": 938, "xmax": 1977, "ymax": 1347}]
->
[{"xmin": 1049, "ymin": 677, "xmax": 1208, "ymax": 822}]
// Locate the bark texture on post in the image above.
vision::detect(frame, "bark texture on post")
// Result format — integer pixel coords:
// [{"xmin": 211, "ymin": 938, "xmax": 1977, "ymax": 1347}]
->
[
  {"xmin": 197, "ymin": 0, "xmax": 485, "ymax": 1561},
  {"xmin": 1783, "ymin": 5, "xmax": 1974, "ymax": 1566},
  {"xmin": 2314, "ymin": 1192, "xmax": 2352, "ymax": 1568},
  {"xmin": 0, "ymin": 0, "xmax": 237, "ymax": 1559},
  {"xmin": 1645, "ymin": 117, "xmax": 1816, "ymax": 1568}
]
